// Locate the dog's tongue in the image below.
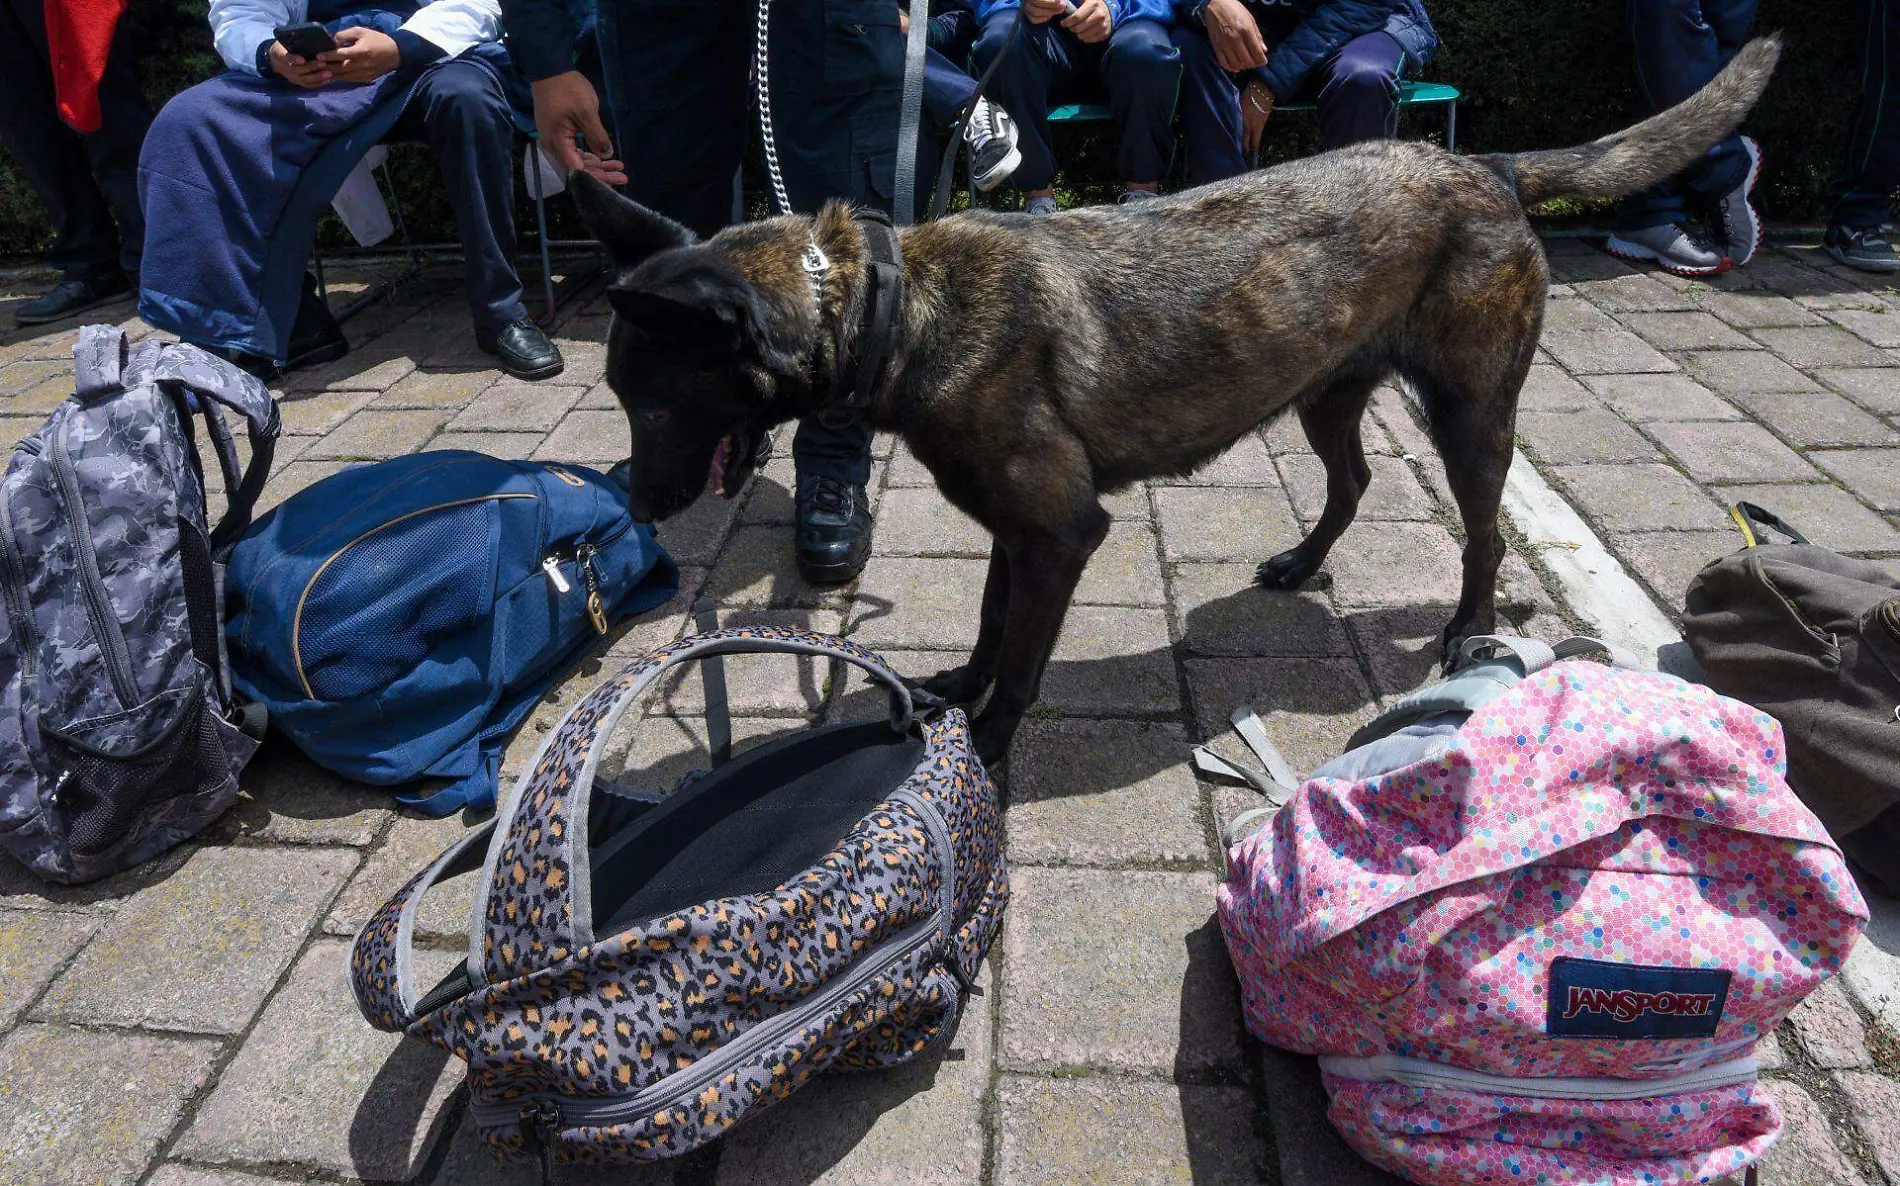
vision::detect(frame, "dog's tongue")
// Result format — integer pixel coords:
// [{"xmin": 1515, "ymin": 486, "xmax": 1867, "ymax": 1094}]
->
[{"xmin": 710, "ymin": 434, "xmax": 736, "ymax": 498}]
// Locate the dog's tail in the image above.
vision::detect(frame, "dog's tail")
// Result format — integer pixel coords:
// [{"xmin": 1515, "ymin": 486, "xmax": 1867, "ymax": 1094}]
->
[{"xmin": 1478, "ymin": 35, "xmax": 1781, "ymax": 207}]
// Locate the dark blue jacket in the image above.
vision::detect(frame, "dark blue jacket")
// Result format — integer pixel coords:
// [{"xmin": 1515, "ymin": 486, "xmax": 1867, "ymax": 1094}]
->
[
  {"xmin": 1178, "ymin": 0, "xmax": 1436, "ymax": 102},
  {"xmin": 495, "ymin": 0, "xmax": 595, "ymax": 81}
]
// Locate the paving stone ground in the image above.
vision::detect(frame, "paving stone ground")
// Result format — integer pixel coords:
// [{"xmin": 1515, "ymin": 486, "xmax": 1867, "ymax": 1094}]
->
[{"xmin": 0, "ymin": 237, "xmax": 1897, "ymax": 1185}]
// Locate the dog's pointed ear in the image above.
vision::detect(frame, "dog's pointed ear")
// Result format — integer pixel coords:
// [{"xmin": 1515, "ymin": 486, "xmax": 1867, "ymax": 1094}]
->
[
  {"xmin": 567, "ymin": 170, "xmax": 696, "ymax": 269},
  {"xmin": 606, "ymin": 260, "xmax": 796, "ymax": 374}
]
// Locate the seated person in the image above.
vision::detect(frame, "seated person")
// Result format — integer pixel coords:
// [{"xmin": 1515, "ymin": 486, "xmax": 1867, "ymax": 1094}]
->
[
  {"xmin": 908, "ymin": 1, "xmax": 1023, "ymax": 194},
  {"xmin": 1172, "ymin": 0, "xmax": 1437, "ymax": 185},
  {"xmin": 970, "ymin": 0, "xmax": 1182, "ymax": 212},
  {"xmin": 137, "ymin": 0, "xmax": 563, "ymax": 380}
]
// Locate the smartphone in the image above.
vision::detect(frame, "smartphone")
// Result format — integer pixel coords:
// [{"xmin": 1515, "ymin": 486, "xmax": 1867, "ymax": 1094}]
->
[{"xmin": 273, "ymin": 22, "xmax": 337, "ymax": 59}]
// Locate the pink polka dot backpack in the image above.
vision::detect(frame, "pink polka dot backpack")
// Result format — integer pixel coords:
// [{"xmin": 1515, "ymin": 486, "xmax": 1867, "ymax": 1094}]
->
[{"xmin": 1199, "ymin": 635, "xmax": 1869, "ymax": 1185}]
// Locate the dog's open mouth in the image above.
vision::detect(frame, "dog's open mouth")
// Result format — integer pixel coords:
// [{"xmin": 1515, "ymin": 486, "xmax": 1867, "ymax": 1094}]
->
[{"xmin": 709, "ymin": 431, "xmax": 759, "ymax": 499}]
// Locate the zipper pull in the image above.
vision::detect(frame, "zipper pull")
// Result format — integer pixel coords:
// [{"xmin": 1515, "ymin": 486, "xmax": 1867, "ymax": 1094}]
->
[
  {"xmin": 578, "ymin": 545, "xmax": 608, "ymax": 635},
  {"xmin": 521, "ymin": 1100, "xmax": 562, "ymax": 1185},
  {"xmin": 540, "ymin": 556, "xmax": 571, "ymax": 594}
]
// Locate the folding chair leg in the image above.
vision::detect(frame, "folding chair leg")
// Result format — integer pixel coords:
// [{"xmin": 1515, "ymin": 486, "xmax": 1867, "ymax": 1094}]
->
[
  {"xmin": 530, "ymin": 160, "xmax": 556, "ymax": 323},
  {"xmin": 1447, "ymin": 101, "xmax": 1457, "ymax": 154},
  {"xmin": 381, "ymin": 160, "xmax": 421, "ymax": 282}
]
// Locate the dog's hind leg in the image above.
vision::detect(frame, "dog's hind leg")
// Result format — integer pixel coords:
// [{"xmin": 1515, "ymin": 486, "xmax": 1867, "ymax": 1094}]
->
[
  {"xmin": 1412, "ymin": 340, "xmax": 1536, "ymax": 660},
  {"xmin": 1256, "ymin": 372, "xmax": 1381, "ymax": 589},
  {"xmin": 1408, "ymin": 236, "xmax": 1544, "ymax": 659},
  {"xmin": 923, "ymin": 541, "xmax": 1011, "ymax": 705}
]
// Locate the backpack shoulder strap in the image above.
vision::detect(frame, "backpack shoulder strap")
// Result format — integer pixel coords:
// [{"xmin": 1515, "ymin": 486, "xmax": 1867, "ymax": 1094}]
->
[
  {"xmin": 1345, "ymin": 634, "xmax": 1642, "ymax": 752},
  {"xmin": 148, "ymin": 342, "xmax": 281, "ymax": 552},
  {"xmin": 1203, "ymin": 635, "xmax": 1648, "ymax": 847}
]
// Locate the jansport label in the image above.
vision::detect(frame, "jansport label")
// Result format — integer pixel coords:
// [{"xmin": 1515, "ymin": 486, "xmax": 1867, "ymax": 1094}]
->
[{"xmin": 1546, "ymin": 958, "xmax": 1731, "ymax": 1039}]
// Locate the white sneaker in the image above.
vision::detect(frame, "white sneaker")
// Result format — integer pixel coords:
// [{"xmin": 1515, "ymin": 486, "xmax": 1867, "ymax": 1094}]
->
[
  {"xmin": 1605, "ymin": 223, "xmax": 1730, "ymax": 277},
  {"xmin": 1024, "ymin": 194, "xmax": 1059, "ymax": 216},
  {"xmin": 964, "ymin": 97, "xmax": 1022, "ymax": 193}
]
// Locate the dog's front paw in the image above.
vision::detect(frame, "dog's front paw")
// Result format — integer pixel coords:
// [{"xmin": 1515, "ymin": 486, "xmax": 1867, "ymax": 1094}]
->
[
  {"xmin": 1256, "ymin": 548, "xmax": 1324, "ymax": 590},
  {"xmin": 971, "ymin": 712, "xmax": 1020, "ymax": 770},
  {"xmin": 920, "ymin": 663, "xmax": 991, "ymax": 706}
]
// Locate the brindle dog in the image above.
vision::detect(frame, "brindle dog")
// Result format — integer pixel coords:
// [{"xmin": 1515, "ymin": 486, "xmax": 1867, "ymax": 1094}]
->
[{"xmin": 573, "ymin": 38, "xmax": 1779, "ymax": 764}]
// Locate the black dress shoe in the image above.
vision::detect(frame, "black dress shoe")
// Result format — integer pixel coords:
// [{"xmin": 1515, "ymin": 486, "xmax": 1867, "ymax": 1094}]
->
[
  {"xmin": 476, "ymin": 318, "xmax": 564, "ymax": 381},
  {"xmin": 14, "ymin": 272, "xmax": 132, "ymax": 327},
  {"xmin": 795, "ymin": 474, "xmax": 873, "ymax": 585}
]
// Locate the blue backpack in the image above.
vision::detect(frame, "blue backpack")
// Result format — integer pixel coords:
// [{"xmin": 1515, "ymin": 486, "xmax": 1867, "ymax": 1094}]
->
[{"xmin": 224, "ymin": 451, "xmax": 678, "ymax": 814}]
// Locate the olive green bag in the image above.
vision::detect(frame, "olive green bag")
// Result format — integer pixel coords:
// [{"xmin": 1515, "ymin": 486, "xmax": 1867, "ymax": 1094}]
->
[{"xmin": 1683, "ymin": 503, "xmax": 1900, "ymax": 897}]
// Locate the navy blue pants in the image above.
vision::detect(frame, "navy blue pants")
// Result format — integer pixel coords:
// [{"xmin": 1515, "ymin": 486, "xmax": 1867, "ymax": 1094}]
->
[
  {"xmin": 924, "ymin": 48, "xmax": 980, "ymax": 132},
  {"xmin": 1617, "ymin": 0, "xmax": 1761, "ymax": 231},
  {"xmin": 597, "ymin": 0, "xmax": 895, "ymax": 485},
  {"xmin": 971, "ymin": 12, "xmax": 1181, "ymax": 191},
  {"xmin": 1830, "ymin": 0, "xmax": 1900, "ymax": 229},
  {"xmin": 0, "ymin": 0, "xmax": 150, "ymax": 281},
  {"xmin": 388, "ymin": 60, "xmax": 527, "ymax": 332},
  {"xmin": 1175, "ymin": 24, "xmax": 1404, "ymax": 183}
]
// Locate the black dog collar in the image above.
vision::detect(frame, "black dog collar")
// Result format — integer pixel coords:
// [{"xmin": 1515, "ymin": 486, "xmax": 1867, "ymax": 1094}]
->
[{"xmin": 827, "ymin": 209, "xmax": 904, "ymax": 413}]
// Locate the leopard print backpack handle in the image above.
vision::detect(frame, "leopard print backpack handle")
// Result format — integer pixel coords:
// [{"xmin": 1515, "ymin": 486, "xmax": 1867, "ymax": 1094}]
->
[{"xmin": 468, "ymin": 626, "xmax": 943, "ymax": 988}]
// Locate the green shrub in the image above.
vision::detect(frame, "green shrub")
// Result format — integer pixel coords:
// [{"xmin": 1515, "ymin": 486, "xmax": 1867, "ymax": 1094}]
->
[{"xmin": 0, "ymin": 0, "xmax": 1868, "ymax": 260}]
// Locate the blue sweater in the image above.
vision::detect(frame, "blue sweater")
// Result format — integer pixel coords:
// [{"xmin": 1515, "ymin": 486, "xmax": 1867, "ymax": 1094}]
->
[
  {"xmin": 974, "ymin": 0, "xmax": 1177, "ymax": 27},
  {"xmin": 1174, "ymin": 0, "xmax": 1437, "ymax": 102}
]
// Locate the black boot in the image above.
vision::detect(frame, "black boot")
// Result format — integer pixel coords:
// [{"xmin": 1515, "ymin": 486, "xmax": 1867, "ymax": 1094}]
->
[{"xmin": 795, "ymin": 474, "xmax": 873, "ymax": 585}]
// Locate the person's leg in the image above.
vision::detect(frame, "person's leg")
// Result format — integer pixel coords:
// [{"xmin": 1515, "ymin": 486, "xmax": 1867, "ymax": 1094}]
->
[
  {"xmin": 1172, "ymin": 20, "xmax": 1245, "ymax": 185},
  {"xmin": 973, "ymin": 12, "xmax": 1066, "ymax": 195},
  {"xmin": 0, "ymin": 0, "xmax": 127, "ymax": 297},
  {"xmin": 1313, "ymin": 30, "xmax": 1404, "ymax": 149},
  {"xmin": 1829, "ymin": 0, "xmax": 1900, "ymax": 239},
  {"xmin": 399, "ymin": 61, "xmax": 527, "ymax": 335},
  {"xmin": 1621, "ymin": 0, "xmax": 1756, "ymax": 218},
  {"xmin": 929, "ymin": 3, "xmax": 980, "ymax": 63},
  {"xmin": 772, "ymin": 0, "xmax": 908, "ymax": 581},
  {"xmin": 1608, "ymin": 0, "xmax": 1736, "ymax": 273},
  {"xmin": 596, "ymin": 0, "xmax": 749, "ymax": 236},
  {"xmin": 399, "ymin": 59, "xmax": 565, "ymax": 377},
  {"xmin": 77, "ymin": 7, "xmax": 154, "ymax": 281},
  {"xmin": 1099, "ymin": 18, "xmax": 1181, "ymax": 191},
  {"xmin": 923, "ymin": 46, "xmax": 980, "ymax": 131}
]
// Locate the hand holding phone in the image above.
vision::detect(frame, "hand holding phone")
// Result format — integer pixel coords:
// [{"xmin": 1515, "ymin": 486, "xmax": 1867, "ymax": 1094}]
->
[
  {"xmin": 270, "ymin": 22, "xmax": 336, "ymax": 87},
  {"xmin": 273, "ymin": 21, "xmax": 337, "ymax": 58}
]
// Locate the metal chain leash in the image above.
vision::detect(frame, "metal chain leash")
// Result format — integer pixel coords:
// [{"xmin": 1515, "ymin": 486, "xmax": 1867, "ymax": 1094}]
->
[
  {"xmin": 752, "ymin": 0, "xmax": 794, "ymax": 218},
  {"xmin": 752, "ymin": 0, "xmax": 831, "ymax": 301}
]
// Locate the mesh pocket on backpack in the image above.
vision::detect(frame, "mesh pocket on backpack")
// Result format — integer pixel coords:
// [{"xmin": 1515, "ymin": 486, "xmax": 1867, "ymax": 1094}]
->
[
  {"xmin": 296, "ymin": 500, "xmax": 495, "ymax": 702},
  {"xmin": 42, "ymin": 681, "xmax": 229, "ymax": 859}
]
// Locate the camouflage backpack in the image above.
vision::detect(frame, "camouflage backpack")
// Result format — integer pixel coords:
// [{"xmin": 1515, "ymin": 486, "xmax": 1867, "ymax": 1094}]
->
[
  {"xmin": 351, "ymin": 627, "xmax": 1009, "ymax": 1173},
  {"xmin": 0, "ymin": 325, "xmax": 279, "ymax": 883}
]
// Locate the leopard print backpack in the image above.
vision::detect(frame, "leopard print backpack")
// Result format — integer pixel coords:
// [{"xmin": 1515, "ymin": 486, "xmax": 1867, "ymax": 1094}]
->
[{"xmin": 349, "ymin": 626, "xmax": 1008, "ymax": 1173}]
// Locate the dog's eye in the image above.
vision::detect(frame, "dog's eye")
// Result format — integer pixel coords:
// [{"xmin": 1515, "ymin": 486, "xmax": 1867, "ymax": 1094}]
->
[{"xmin": 643, "ymin": 410, "xmax": 670, "ymax": 424}]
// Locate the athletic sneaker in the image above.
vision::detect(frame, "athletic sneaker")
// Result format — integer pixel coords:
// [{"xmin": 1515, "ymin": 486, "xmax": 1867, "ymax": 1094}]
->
[
  {"xmin": 1717, "ymin": 134, "xmax": 1764, "ymax": 266},
  {"xmin": 964, "ymin": 97, "xmax": 1022, "ymax": 193},
  {"xmin": 1825, "ymin": 225, "xmax": 1900, "ymax": 273},
  {"xmin": 1024, "ymin": 194, "xmax": 1059, "ymax": 216},
  {"xmin": 1605, "ymin": 223, "xmax": 1730, "ymax": 277},
  {"xmin": 1119, "ymin": 188, "xmax": 1161, "ymax": 204}
]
